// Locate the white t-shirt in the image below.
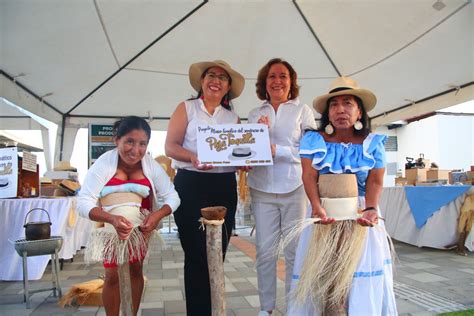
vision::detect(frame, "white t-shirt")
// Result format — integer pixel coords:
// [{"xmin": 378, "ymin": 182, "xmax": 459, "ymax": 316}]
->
[
  {"xmin": 247, "ymin": 98, "xmax": 317, "ymax": 194},
  {"xmin": 172, "ymin": 98, "xmax": 239, "ymax": 173}
]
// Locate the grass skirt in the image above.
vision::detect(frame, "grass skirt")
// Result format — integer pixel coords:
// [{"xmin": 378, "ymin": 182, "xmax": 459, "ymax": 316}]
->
[
  {"xmin": 288, "ymin": 199, "xmax": 398, "ymax": 315},
  {"xmin": 85, "ymin": 205, "xmax": 158, "ymax": 265}
]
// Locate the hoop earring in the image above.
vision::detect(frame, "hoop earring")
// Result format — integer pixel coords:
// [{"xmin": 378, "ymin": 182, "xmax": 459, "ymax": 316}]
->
[
  {"xmin": 354, "ymin": 120, "xmax": 363, "ymax": 131},
  {"xmin": 325, "ymin": 123, "xmax": 334, "ymax": 135}
]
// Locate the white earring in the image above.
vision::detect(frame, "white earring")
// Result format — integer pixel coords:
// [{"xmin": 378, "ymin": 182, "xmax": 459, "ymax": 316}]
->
[
  {"xmin": 325, "ymin": 123, "xmax": 334, "ymax": 135},
  {"xmin": 354, "ymin": 120, "xmax": 363, "ymax": 131}
]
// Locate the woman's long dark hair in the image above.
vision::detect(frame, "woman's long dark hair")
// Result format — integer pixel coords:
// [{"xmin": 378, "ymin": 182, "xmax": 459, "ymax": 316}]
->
[
  {"xmin": 188, "ymin": 68, "xmax": 233, "ymax": 111},
  {"xmin": 317, "ymin": 95, "xmax": 371, "ymax": 136},
  {"xmin": 113, "ymin": 116, "xmax": 151, "ymax": 141}
]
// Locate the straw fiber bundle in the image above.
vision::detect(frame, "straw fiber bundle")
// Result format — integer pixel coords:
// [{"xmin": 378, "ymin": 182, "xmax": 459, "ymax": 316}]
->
[{"xmin": 59, "ymin": 278, "xmax": 104, "ymax": 307}]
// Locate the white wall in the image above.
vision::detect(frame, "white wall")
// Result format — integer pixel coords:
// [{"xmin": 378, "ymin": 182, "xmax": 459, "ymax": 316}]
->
[
  {"xmin": 374, "ymin": 126, "xmax": 398, "ymax": 187},
  {"xmin": 396, "ymin": 117, "xmax": 440, "ymax": 172},
  {"xmin": 437, "ymin": 115, "xmax": 474, "ymax": 170},
  {"xmin": 375, "ymin": 114, "xmax": 474, "ymax": 187}
]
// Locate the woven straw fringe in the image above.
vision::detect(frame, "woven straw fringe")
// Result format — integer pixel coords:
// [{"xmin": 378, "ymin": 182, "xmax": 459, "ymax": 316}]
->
[
  {"xmin": 458, "ymin": 195, "xmax": 474, "ymax": 233},
  {"xmin": 58, "ymin": 278, "xmax": 103, "ymax": 307},
  {"xmin": 85, "ymin": 227, "xmax": 147, "ymax": 265},
  {"xmin": 84, "ymin": 208, "xmax": 163, "ymax": 265},
  {"xmin": 291, "ymin": 220, "xmax": 368, "ymax": 313},
  {"xmin": 238, "ymin": 169, "xmax": 248, "ymax": 204}
]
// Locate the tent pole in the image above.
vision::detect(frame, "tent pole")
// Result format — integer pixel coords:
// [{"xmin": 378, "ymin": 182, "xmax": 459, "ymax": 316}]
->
[{"xmin": 59, "ymin": 115, "xmax": 66, "ymax": 161}]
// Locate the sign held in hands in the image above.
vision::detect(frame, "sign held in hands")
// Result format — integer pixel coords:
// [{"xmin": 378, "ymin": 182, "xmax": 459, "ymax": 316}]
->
[{"xmin": 197, "ymin": 124, "xmax": 273, "ymax": 166}]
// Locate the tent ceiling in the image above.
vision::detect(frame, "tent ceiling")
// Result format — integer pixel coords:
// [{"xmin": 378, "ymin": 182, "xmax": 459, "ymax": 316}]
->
[
  {"xmin": 1, "ymin": 0, "xmax": 473, "ymax": 130},
  {"xmin": 0, "ymin": 98, "xmax": 45, "ymax": 130},
  {"xmin": 0, "ymin": 131, "xmax": 43, "ymax": 152}
]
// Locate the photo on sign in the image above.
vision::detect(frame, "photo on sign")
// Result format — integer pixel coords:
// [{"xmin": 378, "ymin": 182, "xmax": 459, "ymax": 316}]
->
[{"xmin": 197, "ymin": 123, "xmax": 273, "ymax": 167}]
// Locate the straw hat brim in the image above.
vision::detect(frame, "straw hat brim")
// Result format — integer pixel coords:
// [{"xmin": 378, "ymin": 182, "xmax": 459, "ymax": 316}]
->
[
  {"xmin": 54, "ymin": 161, "xmax": 77, "ymax": 172},
  {"xmin": 313, "ymin": 88, "xmax": 377, "ymax": 114},
  {"xmin": 189, "ymin": 61, "xmax": 245, "ymax": 100}
]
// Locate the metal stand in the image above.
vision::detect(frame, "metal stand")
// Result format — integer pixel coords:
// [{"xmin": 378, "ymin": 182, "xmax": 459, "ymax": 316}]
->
[{"xmin": 13, "ymin": 237, "xmax": 63, "ymax": 309}]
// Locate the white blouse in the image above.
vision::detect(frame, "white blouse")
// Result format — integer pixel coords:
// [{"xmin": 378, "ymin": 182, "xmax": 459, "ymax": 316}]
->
[
  {"xmin": 172, "ymin": 98, "xmax": 239, "ymax": 173},
  {"xmin": 247, "ymin": 98, "xmax": 317, "ymax": 194}
]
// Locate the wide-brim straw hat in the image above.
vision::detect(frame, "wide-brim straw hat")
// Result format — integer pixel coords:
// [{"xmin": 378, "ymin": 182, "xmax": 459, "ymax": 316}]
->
[
  {"xmin": 189, "ymin": 60, "xmax": 245, "ymax": 100},
  {"xmin": 313, "ymin": 76, "xmax": 376, "ymax": 114},
  {"xmin": 60, "ymin": 179, "xmax": 81, "ymax": 193},
  {"xmin": 54, "ymin": 161, "xmax": 77, "ymax": 172}
]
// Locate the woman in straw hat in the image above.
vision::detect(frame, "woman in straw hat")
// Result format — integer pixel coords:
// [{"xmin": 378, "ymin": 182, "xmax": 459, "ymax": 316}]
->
[
  {"xmin": 288, "ymin": 77, "xmax": 397, "ymax": 315},
  {"xmin": 77, "ymin": 116, "xmax": 180, "ymax": 316},
  {"xmin": 165, "ymin": 60, "xmax": 245, "ymax": 315},
  {"xmin": 247, "ymin": 58, "xmax": 317, "ymax": 316}
]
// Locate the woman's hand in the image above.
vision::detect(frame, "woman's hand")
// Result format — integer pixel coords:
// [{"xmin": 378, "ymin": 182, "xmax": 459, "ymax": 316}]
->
[
  {"xmin": 357, "ymin": 209, "xmax": 378, "ymax": 227},
  {"xmin": 110, "ymin": 215, "xmax": 134, "ymax": 240},
  {"xmin": 139, "ymin": 211, "xmax": 162, "ymax": 234},
  {"xmin": 257, "ymin": 115, "xmax": 271, "ymax": 128},
  {"xmin": 190, "ymin": 153, "xmax": 213, "ymax": 170},
  {"xmin": 238, "ymin": 166, "xmax": 252, "ymax": 172},
  {"xmin": 257, "ymin": 115, "xmax": 275, "ymax": 157},
  {"xmin": 312, "ymin": 205, "xmax": 335, "ymax": 225}
]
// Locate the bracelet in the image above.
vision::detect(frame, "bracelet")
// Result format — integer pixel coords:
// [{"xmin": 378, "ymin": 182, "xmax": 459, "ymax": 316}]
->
[{"xmin": 362, "ymin": 207, "xmax": 377, "ymax": 213}]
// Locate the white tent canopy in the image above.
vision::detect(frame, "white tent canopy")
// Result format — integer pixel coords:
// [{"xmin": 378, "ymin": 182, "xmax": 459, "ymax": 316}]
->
[{"xmin": 1, "ymin": 0, "xmax": 473, "ymax": 164}]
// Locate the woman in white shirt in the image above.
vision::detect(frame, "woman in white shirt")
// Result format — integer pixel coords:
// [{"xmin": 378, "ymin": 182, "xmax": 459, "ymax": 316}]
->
[
  {"xmin": 247, "ymin": 58, "xmax": 316, "ymax": 316},
  {"xmin": 165, "ymin": 60, "xmax": 245, "ymax": 316}
]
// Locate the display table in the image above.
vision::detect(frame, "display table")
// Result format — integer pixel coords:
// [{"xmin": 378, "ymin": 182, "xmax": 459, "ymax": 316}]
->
[
  {"xmin": 380, "ymin": 186, "xmax": 474, "ymax": 251},
  {"xmin": 0, "ymin": 197, "xmax": 91, "ymax": 281}
]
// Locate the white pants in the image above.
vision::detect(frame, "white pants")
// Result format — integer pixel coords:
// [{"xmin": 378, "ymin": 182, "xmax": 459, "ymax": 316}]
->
[{"xmin": 251, "ymin": 186, "xmax": 307, "ymax": 311}]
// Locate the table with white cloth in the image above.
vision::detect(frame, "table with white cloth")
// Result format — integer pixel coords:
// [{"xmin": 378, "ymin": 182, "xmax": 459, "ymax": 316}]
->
[
  {"xmin": 380, "ymin": 186, "xmax": 474, "ymax": 251},
  {"xmin": 0, "ymin": 197, "xmax": 92, "ymax": 281}
]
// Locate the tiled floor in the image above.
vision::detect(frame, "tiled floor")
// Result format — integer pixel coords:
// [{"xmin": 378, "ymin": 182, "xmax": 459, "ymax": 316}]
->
[{"xmin": 1, "ymin": 222, "xmax": 473, "ymax": 316}]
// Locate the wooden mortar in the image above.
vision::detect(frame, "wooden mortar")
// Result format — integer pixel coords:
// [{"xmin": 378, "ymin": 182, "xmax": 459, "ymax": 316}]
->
[{"xmin": 201, "ymin": 206, "xmax": 227, "ymax": 220}]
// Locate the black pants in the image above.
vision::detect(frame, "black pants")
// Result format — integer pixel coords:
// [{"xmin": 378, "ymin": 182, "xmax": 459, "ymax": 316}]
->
[{"xmin": 173, "ymin": 169, "xmax": 237, "ymax": 316}]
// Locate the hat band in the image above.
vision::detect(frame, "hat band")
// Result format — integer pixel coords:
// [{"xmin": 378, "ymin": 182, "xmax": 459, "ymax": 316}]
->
[{"xmin": 329, "ymin": 87, "xmax": 354, "ymax": 94}]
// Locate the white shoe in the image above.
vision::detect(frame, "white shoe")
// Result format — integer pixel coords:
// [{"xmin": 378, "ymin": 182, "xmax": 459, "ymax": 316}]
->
[{"xmin": 258, "ymin": 311, "xmax": 271, "ymax": 316}]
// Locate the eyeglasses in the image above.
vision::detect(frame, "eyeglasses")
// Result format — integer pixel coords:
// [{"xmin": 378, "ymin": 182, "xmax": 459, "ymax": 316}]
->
[{"xmin": 205, "ymin": 72, "xmax": 230, "ymax": 82}]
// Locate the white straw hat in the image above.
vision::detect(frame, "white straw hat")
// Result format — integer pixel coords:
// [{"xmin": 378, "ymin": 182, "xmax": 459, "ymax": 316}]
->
[
  {"xmin": 189, "ymin": 60, "xmax": 245, "ymax": 100},
  {"xmin": 313, "ymin": 76, "xmax": 376, "ymax": 114}
]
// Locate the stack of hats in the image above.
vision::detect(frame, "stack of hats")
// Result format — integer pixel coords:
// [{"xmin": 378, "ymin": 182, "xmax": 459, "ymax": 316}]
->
[
  {"xmin": 42, "ymin": 161, "xmax": 80, "ymax": 197},
  {"xmin": 59, "ymin": 179, "xmax": 81, "ymax": 195}
]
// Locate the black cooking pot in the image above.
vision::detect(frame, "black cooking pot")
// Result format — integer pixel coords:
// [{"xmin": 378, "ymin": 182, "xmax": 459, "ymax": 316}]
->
[{"xmin": 23, "ymin": 208, "xmax": 52, "ymax": 240}]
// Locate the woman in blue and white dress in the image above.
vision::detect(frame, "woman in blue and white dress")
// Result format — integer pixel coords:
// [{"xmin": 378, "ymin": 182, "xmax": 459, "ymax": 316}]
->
[{"xmin": 288, "ymin": 77, "xmax": 397, "ymax": 315}]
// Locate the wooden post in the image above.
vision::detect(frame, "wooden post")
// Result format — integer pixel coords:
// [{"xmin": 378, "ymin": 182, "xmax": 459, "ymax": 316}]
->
[{"xmin": 201, "ymin": 206, "xmax": 227, "ymax": 316}]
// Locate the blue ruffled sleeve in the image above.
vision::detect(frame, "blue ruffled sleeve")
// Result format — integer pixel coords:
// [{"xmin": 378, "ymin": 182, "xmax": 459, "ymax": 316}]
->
[
  {"xmin": 299, "ymin": 131, "xmax": 326, "ymax": 162},
  {"xmin": 365, "ymin": 134, "xmax": 387, "ymax": 169}
]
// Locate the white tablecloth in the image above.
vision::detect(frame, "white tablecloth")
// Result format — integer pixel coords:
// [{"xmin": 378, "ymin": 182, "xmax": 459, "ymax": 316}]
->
[
  {"xmin": 0, "ymin": 197, "xmax": 92, "ymax": 281},
  {"xmin": 380, "ymin": 186, "xmax": 474, "ymax": 251}
]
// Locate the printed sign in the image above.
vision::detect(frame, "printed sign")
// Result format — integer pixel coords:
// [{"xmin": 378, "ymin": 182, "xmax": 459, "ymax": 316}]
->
[
  {"xmin": 89, "ymin": 124, "xmax": 116, "ymax": 166},
  {"xmin": 22, "ymin": 151, "xmax": 37, "ymax": 172},
  {"xmin": 0, "ymin": 147, "xmax": 18, "ymax": 198},
  {"xmin": 197, "ymin": 123, "xmax": 273, "ymax": 166}
]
